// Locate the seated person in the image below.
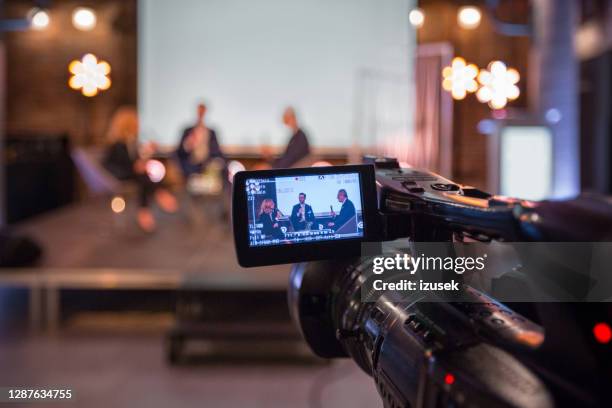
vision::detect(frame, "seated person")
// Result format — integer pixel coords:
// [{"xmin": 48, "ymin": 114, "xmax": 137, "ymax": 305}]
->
[
  {"xmin": 257, "ymin": 198, "xmax": 285, "ymax": 239},
  {"xmin": 290, "ymin": 193, "xmax": 315, "ymax": 231},
  {"xmin": 176, "ymin": 102, "xmax": 225, "ymax": 178},
  {"xmin": 263, "ymin": 107, "xmax": 310, "ymax": 169},
  {"xmin": 103, "ymin": 106, "xmax": 178, "ymax": 232},
  {"xmin": 327, "ymin": 189, "xmax": 356, "ymax": 232}
]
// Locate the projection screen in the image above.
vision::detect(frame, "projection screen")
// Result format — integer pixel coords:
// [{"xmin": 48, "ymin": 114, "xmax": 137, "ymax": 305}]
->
[{"xmin": 139, "ymin": 0, "xmax": 414, "ymax": 149}]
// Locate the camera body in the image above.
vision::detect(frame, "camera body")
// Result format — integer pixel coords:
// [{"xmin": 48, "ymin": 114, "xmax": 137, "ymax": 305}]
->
[
  {"xmin": 232, "ymin": 157, "xmax": 612, "ymax": 407},
  {"xmin": 289, "ymin": 259, "xmax": 554, "ymax": 408},
  {"xmin": 233, "ymin": 157, "xmax": 536, "ymax": 268}
]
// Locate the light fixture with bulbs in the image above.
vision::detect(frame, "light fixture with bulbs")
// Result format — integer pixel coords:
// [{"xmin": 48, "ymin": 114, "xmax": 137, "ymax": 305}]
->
[
  {"xmin": 476, "ymin": 61, "xmax": 520, "ymax": 109},
  {"xmin": 28, "ymin": 8, "xmax": 50, "ymax": 30},
  {"xmin": 409, "ymin": 8, "xmax": 425, "ymax": 28},
  {"xmin": 68, "ymin": 54, "xmax": 112, "ymax": 97},
  {"xmin": 72, "ymin": 7, "xmax": 97, "ymax": 31},
  {"xmin": 442, "ymin": 57, "xmax": 479, "ymax": 100},
  {"xmin": 457, "ymin": 6, "xmax": 481, "ymax": 29},
  {"xmin": 442, "ymin": 58, "xmax": 521, "ymax": 110}
]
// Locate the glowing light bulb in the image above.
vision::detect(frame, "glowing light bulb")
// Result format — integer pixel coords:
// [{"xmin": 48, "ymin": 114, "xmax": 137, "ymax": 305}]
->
[
  {"xmin": 476, "ymin": 61, "xmax": 520, "ymax": 109},
  {"xmin": 72, "ymin": 7, "xmax": 96, "ymax": 31},
  {"xmin": 68, "ymin": 54, "xmax": 112, "ymax": 97},
  {"xmin": 29, "ymin": 8, "xmax": 50, "ymax": 30},
  {"xmin": 409, "ymin": 8, "xmax": 425, "ymax": 28},
  {"xmin": 458, "ymin": 6, "xmax": 481, "ymax": 29},
  {"xmin": 442, "ymin": 57, "xmax": 479, "ymax": 100}
]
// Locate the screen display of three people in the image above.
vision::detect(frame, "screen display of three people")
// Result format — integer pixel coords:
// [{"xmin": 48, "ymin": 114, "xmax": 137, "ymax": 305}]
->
[{"xmin": 246, "ymin": 172, "xmax": 365, "ymax": 247}]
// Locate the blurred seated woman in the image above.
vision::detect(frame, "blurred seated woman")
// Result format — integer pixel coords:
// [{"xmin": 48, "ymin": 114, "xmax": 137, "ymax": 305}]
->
[
  {"xmin": 103, "ymin": 106, "xmax": 178, "ymax": 232},
  {"xmin": 257, "ymin": 198, "xmax": 284, "ymax": 240}
]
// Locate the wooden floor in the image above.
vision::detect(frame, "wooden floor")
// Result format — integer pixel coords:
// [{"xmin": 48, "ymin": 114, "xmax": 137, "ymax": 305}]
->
[{"xmin": 15, "ymin": 196, "xmax": 290, "ymax": 285}]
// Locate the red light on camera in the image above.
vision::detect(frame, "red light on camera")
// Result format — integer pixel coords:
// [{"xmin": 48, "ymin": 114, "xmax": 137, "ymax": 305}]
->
[
  {"xmin": 444, "ymin": 373, "xmax": 455, "ymax": 385},
  {"xmin": 593, "ymin": 323, "xmax": 612, "ymax": 344}
]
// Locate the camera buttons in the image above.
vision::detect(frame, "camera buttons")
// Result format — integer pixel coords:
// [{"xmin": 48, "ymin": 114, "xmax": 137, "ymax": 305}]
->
[{"xmin": 431, "ymin": 183, "xmax": 460, "ymax": 192}]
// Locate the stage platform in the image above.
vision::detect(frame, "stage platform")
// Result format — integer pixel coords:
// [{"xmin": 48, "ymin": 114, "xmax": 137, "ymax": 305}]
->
[
  {"xmin": 2, "ymin": 197, "xmax": 292, "ymax": 332},
  {"xmin": 13, "ymin": 196, "xmax": 287, "ymax": 277}
]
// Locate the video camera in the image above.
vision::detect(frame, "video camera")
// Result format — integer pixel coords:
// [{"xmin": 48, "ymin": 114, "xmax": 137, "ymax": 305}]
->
[{"xmin": 232, "ymin": 157, "xmax": 612, "ymax": 407}]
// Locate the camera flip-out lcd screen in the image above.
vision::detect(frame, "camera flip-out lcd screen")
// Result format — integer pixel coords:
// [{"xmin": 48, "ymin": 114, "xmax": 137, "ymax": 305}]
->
[
  {"xmin": 233, "ymin": 164, "xmax": 377, "ymax": 267},
  {"xmin": 246, "ymin": 173, "xmax": 365, "ymax": 247}
]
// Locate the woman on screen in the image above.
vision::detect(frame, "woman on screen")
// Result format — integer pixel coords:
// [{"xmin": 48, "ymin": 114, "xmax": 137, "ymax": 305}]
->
[{"xmin": 257, "ymin": 199, "xmax": 284, "ymax": 239}]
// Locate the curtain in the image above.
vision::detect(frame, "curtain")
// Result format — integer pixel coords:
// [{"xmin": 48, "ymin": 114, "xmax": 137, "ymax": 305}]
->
[
  {"xmin": 407, "ymin": 43, "xmax": 453, "ymax": 176},
  {"xmin": 353, "ymin": 43, "xmax": 453, "ymax": 177}
]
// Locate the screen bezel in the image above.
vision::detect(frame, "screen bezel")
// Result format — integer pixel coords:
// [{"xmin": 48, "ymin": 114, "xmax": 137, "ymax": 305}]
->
[{"xmin": 232, "ymin": 164, "xmax": 379, "ymax": 267}]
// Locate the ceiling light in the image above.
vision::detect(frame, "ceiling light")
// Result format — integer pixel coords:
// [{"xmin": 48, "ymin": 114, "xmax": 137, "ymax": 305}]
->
[
  {"xmin": 442, "ymin": 57, "xmax": 479, "ymax": 100},
  {"xmin": 476, "ymin": 61, "xmax": 520, "ymax": 109},
  {"xmin": 72, "ymin": 7, "xmax": 97, "ymax": 31},
  {"xmin": 29, "ymin": 8, "xmax": 50, "ymax": 30},
  {"xmin": 409, "ymin": 8, "xmax": 425, "ymax": 28},
  {"xmin": 458, "ymin": 6, "xmax": 481, "ymax": 29},
  {"xmin": 68, "ymin": 54, "xmax": 112, "ymax": 97}
]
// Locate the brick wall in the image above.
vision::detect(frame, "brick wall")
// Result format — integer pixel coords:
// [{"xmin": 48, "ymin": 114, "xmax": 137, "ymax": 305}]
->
[
  {"xmin": 4, "ymin": 0, "xmax": 136, "ymax": 145},
  {"xmin": 418, "ymin": 0, "xmax": 531, "ymax": 189}
]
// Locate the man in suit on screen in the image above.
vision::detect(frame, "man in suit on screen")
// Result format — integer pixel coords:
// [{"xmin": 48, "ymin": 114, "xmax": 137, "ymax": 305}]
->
[
  {"xmin": 328, "ymin": 189, "xmax": 356, "ymax": 232},
  {"xmin": 290, "ymin": 193, "xmax": 315, "ymax": 231}
]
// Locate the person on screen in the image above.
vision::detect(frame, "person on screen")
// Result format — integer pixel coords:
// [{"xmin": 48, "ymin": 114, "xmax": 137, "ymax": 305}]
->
[
  {"xmin": 328, "ymin": 189, "xmax": 356, "ymax": 232},
  {"xmin": 258, "ymin": 198, "xmax": 285, "ymax": 239},
  {"xmin": 290, "ymin": 193, "xmax": 315, "ymax": 231},
  {"xmin": 270, "ymin": 107, "xmax": 310, "ymax": 169},
  {"xmin": 176, "ymin": 102, "xmax": 225, "ymax": 178}
]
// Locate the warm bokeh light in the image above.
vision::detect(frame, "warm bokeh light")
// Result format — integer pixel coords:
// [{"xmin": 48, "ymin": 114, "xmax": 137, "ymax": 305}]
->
[
  {"xmin": 72, "ymin": 7, "xmax": 97, "ymax": 31},
  {"xmin": 227, "ymin": 160, "xmax": 246, "ymax": 183},
  {"xmin": 442, "ymin": 57, "xmax": 479, "ymax": 100},
  {"xmin": 111, "ymin": 196, "xmax": 126, "ymax": 214},
  {"xmin": 311, "ymin": 161, "xmax": 332, "ymax": 167},
  {"xmin": 457, "ymin": 6, "xmax": 481, "ymax": 29},
  {"xmin": 29, "ymin": 8, "xmax": 50, "ymax": 30},
  {"xmin": 145, "ymin": 160, "xmax": 166, "ymax": 183},
  {"xmin": 409, "ymin": 8, "xmax": 425, "ymax": 28},
  {"xmin": 68, "ymin": 54, "xmax": 112, "ymax": 97},
  {"xmin": 476, "ymin": 60, "xmax": 520, "ymax": 109}
]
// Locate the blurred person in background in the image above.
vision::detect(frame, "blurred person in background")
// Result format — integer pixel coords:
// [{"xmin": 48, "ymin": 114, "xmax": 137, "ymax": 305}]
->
[
  {"xmin": 103, "ymin": 106, "xmax": 178, "ymax": 232},
  {"xmin": 260, "ymin": 107, "xmax": 310, "ymax": 169},
  {"xmin": 177, "ymin": 102, "xmax": 225, "ymax": 178}
]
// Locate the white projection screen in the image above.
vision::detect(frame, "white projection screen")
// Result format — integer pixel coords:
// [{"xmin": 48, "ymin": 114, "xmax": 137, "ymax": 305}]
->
[{"xmin": 138, "ymin": 0, "xmax": 414, "ymax": 149}]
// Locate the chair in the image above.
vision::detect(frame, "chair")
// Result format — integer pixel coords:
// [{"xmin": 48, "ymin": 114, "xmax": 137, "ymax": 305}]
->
[{"xmin": 70, "ymin": 147, "xmax": 123, "ymax": 196}]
